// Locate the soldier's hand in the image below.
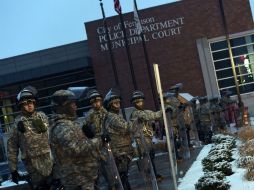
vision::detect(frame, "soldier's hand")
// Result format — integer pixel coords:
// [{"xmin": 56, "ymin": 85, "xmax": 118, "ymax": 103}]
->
[
  {"xmin": 178, "ymin": 104, "xmax": 186, "ymax": 111},
  {"xmin": 11, "ymin": 170, "xmax": 19, "ymax": 184},
  {"xmin": 17, "ymin": 121, "xmax": 26, "ymax": 133},
  {"xmin": 165, "ymin": 105, "xmax": 173, "ymax": 113},
  {"xmin": 101, "ymin": 132, "xmax": 111, "ymax": 143}
]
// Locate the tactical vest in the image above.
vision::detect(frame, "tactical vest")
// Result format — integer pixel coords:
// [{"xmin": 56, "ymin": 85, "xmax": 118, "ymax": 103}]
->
[
  {"xmin": 104, "ymin": 112, "xmax": 133, "ymax": 158},
  {"xmin": 17, "ymin": 112, "xmax": 53, "ymax": 176}
]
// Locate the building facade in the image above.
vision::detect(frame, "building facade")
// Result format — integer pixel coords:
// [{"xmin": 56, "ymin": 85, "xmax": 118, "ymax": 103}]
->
[
  {"xmin": 85, "ymin": 0, "xmax": 254, "ymax": 111},
  {"xmin": 0, "ymin": 0, "xmax": 254, "ymax": 162}
]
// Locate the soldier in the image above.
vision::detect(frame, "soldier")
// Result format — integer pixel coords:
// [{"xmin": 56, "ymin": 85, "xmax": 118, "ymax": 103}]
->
[
  {"xmin": 129, "ymin": 90, "xmax": 164, "ymax": 181},
  {"xmin": 169, "ymin": 84, "xmax": 190, "ymax": 159},
  {"xmin": 209, "ymin": 96, "xmax": 225, "ymax": 133},
  {"xmin": 49, "ymin": 90, "xmax": 101, "ymax": 190},
  {"xmin": 80, "ymin": 89, "xmax": 110, "ymax": 189},
  {"xmin": 163, "ymin": 92, "xmax": 183, "ymax": 160},
  {"xmin": 7, "ymin": 86, "xmax": 52, "ymax": 189},
  {"xmin": 220, "ymin": 90, "xmax": 232, "ymax": 128},
  {"xmin": 82, "ymin": 89, "xmax": 107, "ymax": 138},
  {"xmin": 198, "ymin": 96, "xmax": 212, "ymax": 144},
  {"xmin": 103, "ymin": 89, "xmax": 136, "ymax": 190},
  {"xmin": 190, "ymin": 97, "xmax": 199, "ymax": 128}
]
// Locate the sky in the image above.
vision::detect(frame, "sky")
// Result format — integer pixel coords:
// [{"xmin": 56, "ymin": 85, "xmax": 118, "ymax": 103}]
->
[{"xmin": 0, "ymin": 0, "xmax": 254, "ymax": 59}]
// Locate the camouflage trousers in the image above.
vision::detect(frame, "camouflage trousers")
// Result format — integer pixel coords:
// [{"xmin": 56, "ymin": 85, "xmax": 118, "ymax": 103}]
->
[
  {"xmin": 22, "ymin": 159, "xmax": 51, "ymax": 189},
  {"xmin": 64, "ymin": 184, "xmax": 94, "ymax": 190}
]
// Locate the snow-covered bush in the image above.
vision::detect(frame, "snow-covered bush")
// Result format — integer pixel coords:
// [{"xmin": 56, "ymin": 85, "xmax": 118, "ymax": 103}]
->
[
  {"xmin": 203, "ymin": 160, "xmax": 233, "ymax": 176},
  {"xmin": 209, "ymin": 147, "xmax": 232, "ymax": 158},
  {"xmin": 195, "ymin": 171, "xmax": 230, "ymax": 190},
  {"xmin": 212, "ymin": 134, "xmax": 235, "ymax": 145},
  {"xmin": 203, "ymin": 151, "xmax": 233, "ymax": 163}
]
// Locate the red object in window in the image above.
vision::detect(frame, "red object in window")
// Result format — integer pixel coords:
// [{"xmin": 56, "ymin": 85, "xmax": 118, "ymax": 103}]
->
[{"xmin": 239, "ymin": 55, "xmax": 245, "ymax": 62}]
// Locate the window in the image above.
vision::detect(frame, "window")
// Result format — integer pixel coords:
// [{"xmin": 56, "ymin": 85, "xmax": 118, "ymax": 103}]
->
[
  {"xmin": 0, "ymin": 67, "xmax": 95, "ymax": 133},
  {"xmin": 210, "ymin": 34, "xmax": 254, "ymax": 96}
]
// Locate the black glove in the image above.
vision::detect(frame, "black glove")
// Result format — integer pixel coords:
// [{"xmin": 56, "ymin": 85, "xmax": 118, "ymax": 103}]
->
[
  {"xmin": 32, "ymin": 118, "xmax": 47, "ymax": 133},
  {"xmin": 101, "ymin": 132, "xmax": 111, "ymax": 143},
  {"xmin": 17, "ymin": 121, "xmax": 26, "ymax": 133},
  {"xmin": 82, "ymin": 123, "xmax": 96, "ymax": 139},
  {"xmin": 11, "ymin": 170, "xmax": 19, "ymax": 184},
  {"xmin": 178, "ymin": 104, "xmax": 186, "ymax": 111},
  {"xmin": 165, "ymin": 106, "xmax": 173, "ymax": 113}
]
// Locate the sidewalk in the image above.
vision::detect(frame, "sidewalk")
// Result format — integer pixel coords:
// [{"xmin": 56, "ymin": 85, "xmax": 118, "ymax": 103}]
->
[{"xmin": 0, "ymin": 147, "xmax": 203, "ymax": 190}]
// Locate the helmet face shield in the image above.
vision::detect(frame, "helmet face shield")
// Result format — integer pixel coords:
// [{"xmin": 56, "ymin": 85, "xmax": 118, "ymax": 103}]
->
[
  {"xmin": 103, "ymin": 88, "xmax": 121, "ymax": 110},
  {"xmin": 17, "ymin": 86, "xmax": 38, "ymax": 107},
  {"xmin": 19, "ymin": 99, "xmax": 36, "ymax": 106},
  {"xmin": 131, "ymin": 90, "xmax": 145, "ymax": 104}
]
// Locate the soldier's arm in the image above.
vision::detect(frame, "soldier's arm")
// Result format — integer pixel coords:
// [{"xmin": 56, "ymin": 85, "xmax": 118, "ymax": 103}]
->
[
  {"xmin": 142, "ymin": 110, "xmax": 162, "ymax": 121},
  {"xmin": 108, "ymin": 114, "xmax": 134, "ymax": 133},
  {"xmin": 38, "ymin": 111, "xmax": 49, "ymax": 128},
  {"xmin": 7, "ymin": 128, "xmax": 19, "ymax": 172},
  {"xmin": 54, "ymin": 123, "xmax": 98, "ymax": 156},
  {"xmin": 81, "ymin": 109, "xmax": 94, "ymax": 127}
]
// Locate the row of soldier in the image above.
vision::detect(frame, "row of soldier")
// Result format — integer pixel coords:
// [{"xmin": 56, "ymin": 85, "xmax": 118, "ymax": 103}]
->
[
  {"xmin": 192, "ymin": 90, "xmax": 239, "ymax": 144},
  {"xmin": 6, "ymin": 84, "xmax": 237, "ymax": 190}
]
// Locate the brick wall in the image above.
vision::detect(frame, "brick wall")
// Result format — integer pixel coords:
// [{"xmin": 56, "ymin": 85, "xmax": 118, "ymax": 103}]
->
[{"xmin": 85, "ymin": 0, "xmax": 254, "ymax": 109}]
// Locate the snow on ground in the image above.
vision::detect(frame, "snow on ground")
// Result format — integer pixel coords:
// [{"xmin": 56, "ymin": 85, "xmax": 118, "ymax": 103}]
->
[
  {"xmin": 227, "ymin": 141, "xmax": 254, "ymax": 190},
  {"xmin": 0, "ymin": 180, "xmax": 26, "ymax": 188},
  {"xmin": 179, "ymin": 140, "xmax": 254, "ymax": 190},
  {"xmin": 178, "ymin": 144, "xmax": 212, "ymax": 190}
]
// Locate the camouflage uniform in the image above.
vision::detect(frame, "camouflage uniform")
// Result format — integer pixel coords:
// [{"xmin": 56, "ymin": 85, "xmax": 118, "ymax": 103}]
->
[
  {"xmin": 82, "ymin": 107, "xmax": 107, "ymax": 138},
  {"xmin": 8, "ymin": 111, "xmax": 52, "ymax": 188},
  {"xmin": 8, "ymin": 86, "xmax": 52, "ymax": 189},
  {"xmin": 209, "ymin": 97, "xmax": 225, "ymax": 132},
  {"xmin": 49, "ymin": 90, "xmax": 101, "ymax": 190},
  {"xmin": 103, "ymin": 88, "xmax": 135, "ymax": 190},
  {"xmin": 198, "ymin": 97, "xmax": 212, "ymax": 143},
  {"xmin": 169, "ymin": 83, "xmax": 190, "ymax": 159},
  {"xmin": 163, "ymin": 92, "xmax": 182, "ymax": 159},
  {"xmin": 80, "ymin": 89, "xmax": 109, "ymax": 190},
  {"xmin": 220, "ymin": 93, "xmax": 232, "ymax": 127},
  {"xmin": 130, "ymin": 108, "xmax": 161, "ymax": 151},
  {"xmin": 50, "ymin": 114, "xmax": 100, "ymax": 190}
]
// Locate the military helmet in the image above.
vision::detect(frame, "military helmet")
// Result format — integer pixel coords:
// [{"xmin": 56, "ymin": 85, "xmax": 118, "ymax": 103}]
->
[
  {"xmin": 169, "ymin": 83, "xmax": 183, "ymax": 92},
  {"xmin": 221, "ymin": 90, "xmax": 232, "ymax": 97},
  {"xmin": 17, "ymin": 86, "xmax": 38, "ymax": 105},
  {"xmin": 160, "ymin": 92, "xmax": 175, "ymax": 105},
  {"xmin": 209, "ymin": 96, "xmax": 219, "ymax": 102},
  {"xmin": 103, "ymin": 88, "xmax": 121, "ymax": 110},
  {"xmin": 190, "ymin": 96, "xmax": 199, "ymax": 104},
  {"xmin": 51, "ymin": 90, "xmax": 76, "ymax": 107},
  {"xmin": 198, "ymin": 96, "xmax": 208, "ymax": 104},
  {"xmin": 87, "ymin": 89, "xmax": 102, "ymax": 103},
  {"xmin": 131, "ymin": 90, "xmax": 145, "ymax": 103},
  {"xmin": 67, "ymin": 87, "xmax": 89, "ymax": 100}
]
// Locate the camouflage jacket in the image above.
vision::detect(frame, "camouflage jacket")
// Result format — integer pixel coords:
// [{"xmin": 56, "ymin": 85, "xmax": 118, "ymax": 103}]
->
[
  {"xmin": 81, "ymin": 107, "xmax": 107, "ymax": 137},
  {"xmin": 199, "ymin": 103, "xmax": 211, "ymax": 122},
  {"xmin": 210, "ymin": 103, "xmax": 222, "ymax": 114},
  {"xmin": 7, "ymin": 111, "xmax": 52, "ymax": 176},
  {"xmin": 49, "ymin": 114, "xmax": 100, "ymax": 186},
  {"xmin": 166, "ymin": 96, "xmax": 180, "ymax": 127},
  {"xmin": 130, "ymin": 108, "xmax": 162, "ymax": 138},
  {"xmin": 104, "ymin": 112, "xmax": 135, "ymax": 158}
]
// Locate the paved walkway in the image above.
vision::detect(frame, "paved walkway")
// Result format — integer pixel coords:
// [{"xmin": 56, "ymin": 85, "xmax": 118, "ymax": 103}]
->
[{"xmin": 0, "ymin": 147, "xmax": 202, "ymax": 190}]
